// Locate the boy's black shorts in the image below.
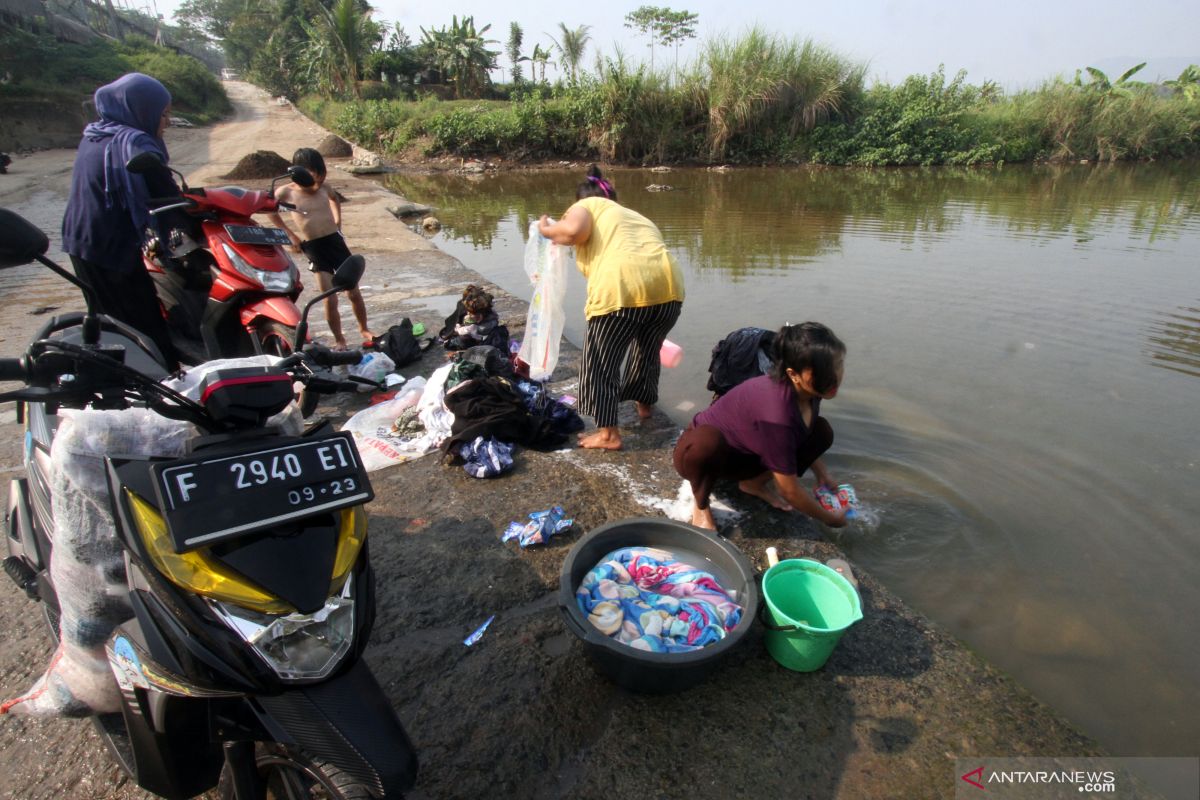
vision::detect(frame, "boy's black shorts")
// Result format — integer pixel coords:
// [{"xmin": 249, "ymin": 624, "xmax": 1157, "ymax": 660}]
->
[{"xmin": 299, "ymin": 231, "xmax": 352, "ymax": 274}]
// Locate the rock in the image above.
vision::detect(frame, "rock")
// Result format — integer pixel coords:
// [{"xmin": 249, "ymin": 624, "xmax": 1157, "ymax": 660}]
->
[
  {"xmin": 458, "ymin": 160, "xmax": 487, "ymax": 174},
  {"xmin": 223, "ymin": 150, "xmax": 291, "ymax": 180},
  {"xmin": 649, "ymin": 165, "xmax": 672, "ymax": 173},
  {"xmin": 317, "ymin": 134, "xmax": 353, "ymax": 158},
  {"xmin": 645, "ymin": 184, "xmax": 674, "ymax": 192},
  {"xmin": 344, "ymin": 164, "xmax": 391, "ymax": 175},
  {"xmin": 388, "ymin": 202, "xmax": 434, "ymax": 218},
  {"xmin": 351, "ymin": 152, "xmax": 383, "ymax": 168},
  {"xmin": 169, "ymin": 117, "xmax": 193, "ymax": 128},
  {"xmin": 708, "ymin": 165, "xmax": 731, "ymax": 172},
  {"xmin": 422, "ymin": 216, "xmax": 442, "ymax": 232}
]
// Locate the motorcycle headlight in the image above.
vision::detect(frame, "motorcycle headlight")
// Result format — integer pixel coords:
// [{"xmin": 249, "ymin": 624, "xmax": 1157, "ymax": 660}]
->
[
  {"xmin": 221, "ymin": 242, "xmax": 295, "ymax": 293},
  {"xmin": 210, "ymin": 579, "xmax": 355, "ymax": 680},
  {"xmin": 127, "ymin": 492, "xmax": 368, "ymax": 616}
]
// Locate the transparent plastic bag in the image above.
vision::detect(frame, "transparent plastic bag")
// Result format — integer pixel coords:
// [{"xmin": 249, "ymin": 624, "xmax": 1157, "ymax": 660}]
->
[
  {"xmin": 517, "ymin": 222, "xmax": 571, "ymax": 381},
  {"xmin": 349, "ymin": 351, "xmax": 395, "ymax": 389}
]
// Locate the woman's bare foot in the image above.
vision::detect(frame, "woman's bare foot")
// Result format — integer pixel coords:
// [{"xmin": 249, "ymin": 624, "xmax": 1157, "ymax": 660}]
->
[
  {"xmin": 738, "ymin": 477, "xmax": 793, "ymax": 511},
  {"xmin": 359, "ymin": 329, "xmax": 375, "ymax": 347},
  {"xmin": 578, "ymin": 428, "xmax": 622, "ymax": 450},
  {"xmin": 634, "ymin": 401, "xmax": 654, "ymax": 420},
  {"xmin": 332, "ymin": 337, "xmax": 348, "ymax": 351},
  {"xmin": 691, "ymin": 505, "xmax": 717, "ymax": 530}
]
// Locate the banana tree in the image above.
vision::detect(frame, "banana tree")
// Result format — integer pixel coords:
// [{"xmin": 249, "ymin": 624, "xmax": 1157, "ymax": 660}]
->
[
  {"xmin": 1164, "ymin": 64, "xmax": 1200, "ymax": 101},
  {"xmin": 1075, "ymin": 62, "xmax": 1147, "ymax": 97},
  {"xmin": 420, "ymin": 15, "xmax": 500, "ymax": 98}
]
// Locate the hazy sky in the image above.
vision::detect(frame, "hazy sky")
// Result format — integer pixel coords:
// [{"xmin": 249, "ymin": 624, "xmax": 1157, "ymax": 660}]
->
[{"xmin": 155, "ymin": 0, "xmax": 1199, "ymax": 88}]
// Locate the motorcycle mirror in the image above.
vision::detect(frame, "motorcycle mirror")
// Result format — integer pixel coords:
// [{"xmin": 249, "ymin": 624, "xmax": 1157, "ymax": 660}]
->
[
  {"xmin": 294, "ymin": 255, "xmax": 364, "ymax": 349},
  {"xmin": 125, "ymin": 151, "xmax": 189, "ymax": 192},
  {"xmin": 270, "ymin": 166, "xmax": 314, "ymax": 199},
  {"xmin": 289, "ymin": 166, "xmax": 316, "ymax": 188},
  {"xmin": 0, "ymin": 208, "xmax": 99, "ymax": 330},
  {"xmin": 332, "ymin": 254, "xmax": 365, "ymax": 291},
  {"xmin": 125, "ymin": 151, "xmax": 164, "ymax": 173},
  {"xmin": 0, "ymin": 208, "xmax": 50, "ymax": 268}
]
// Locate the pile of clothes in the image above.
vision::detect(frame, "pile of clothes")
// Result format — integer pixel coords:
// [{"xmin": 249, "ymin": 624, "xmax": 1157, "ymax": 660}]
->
[
  {"xmin": 442, "ymin": 347, "xmax": 581, "ymax": 454},
  {"xmin": 576, "ymin": 547, "xmax": 744, "ymax": 653}
]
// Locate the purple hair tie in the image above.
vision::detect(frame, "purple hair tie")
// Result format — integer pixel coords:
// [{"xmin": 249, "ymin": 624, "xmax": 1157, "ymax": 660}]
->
[{"xmin": 587, "ymin": 175, "xmax": 612, "ymax": 198}]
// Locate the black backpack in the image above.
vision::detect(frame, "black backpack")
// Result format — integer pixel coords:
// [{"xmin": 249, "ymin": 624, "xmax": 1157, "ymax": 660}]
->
[
  {"xmin": 706, "ymin": 327, "xmax": 776, "ymax": 396},
  {"xmin": 375, "ymin": 318, "xmax": 430, "ymax": 368}
]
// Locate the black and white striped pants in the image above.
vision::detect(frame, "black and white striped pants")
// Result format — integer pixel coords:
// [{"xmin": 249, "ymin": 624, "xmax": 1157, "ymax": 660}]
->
[{"xmin": 579, "ymin": 301, "xmax": 682, "ymax": 428}]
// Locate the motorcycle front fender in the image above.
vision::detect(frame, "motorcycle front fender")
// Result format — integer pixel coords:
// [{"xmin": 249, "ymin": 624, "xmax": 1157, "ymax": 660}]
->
[
  {"xmin": 253, "ymin": 658, "xmax": 418, "ymax": 797},
  {"xmin": 238, "ymin": 296, "xmax": 302, "ymax": 329}
]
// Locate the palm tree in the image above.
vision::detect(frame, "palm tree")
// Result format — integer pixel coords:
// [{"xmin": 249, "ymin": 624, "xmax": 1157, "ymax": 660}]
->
[
  {"xmin": 549, "ymin": 23, "xmax": 591, "ymax": 83},
  {"xmin": 301, "ymin": 0, "xmax": 381, "ymax": 97},
  {"xmin": 420, "ymin": 15, "xmax": 500, "ymax": 98},
  {"xmin": 520, "ymin": 43, "xmax": 554, "ymax": 84}
]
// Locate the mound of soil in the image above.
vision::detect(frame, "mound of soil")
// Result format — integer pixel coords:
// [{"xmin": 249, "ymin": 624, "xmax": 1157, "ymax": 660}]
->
[
  {"xmin": 317, "ymin": 134, "xmax": 353, "ymax": 158},
  {"xmin": 223, "ymin": 150, "xmax": 291, "ymax": 180}
]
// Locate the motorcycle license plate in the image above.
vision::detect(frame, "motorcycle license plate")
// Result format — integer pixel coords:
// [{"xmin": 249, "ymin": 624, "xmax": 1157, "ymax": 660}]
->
[
  {"xmin": 224, "ymin": 224, "xmax": 292, "ymax": 246},
  {"xmin": 150, "ymin": 432, "xmax": 372, "ymax": 552}
]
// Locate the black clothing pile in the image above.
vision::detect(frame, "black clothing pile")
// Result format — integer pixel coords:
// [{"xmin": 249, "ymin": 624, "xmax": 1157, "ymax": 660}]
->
[{"xmin": 440, "ymin": 346, "xmax": 583, "ymax": 460}]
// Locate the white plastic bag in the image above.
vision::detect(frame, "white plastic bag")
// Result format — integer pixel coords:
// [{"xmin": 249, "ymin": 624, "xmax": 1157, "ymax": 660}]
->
[
  {"xmin": 341, "ymin": 378, "xmax": 434, "ymax": 471},
  {"xmin": 349, "ymin": 351, "xmax": 395, "ymax": 390},
  {"xmin": 517, "ymin": 222, "xmax": 571, "ymax": 381}
]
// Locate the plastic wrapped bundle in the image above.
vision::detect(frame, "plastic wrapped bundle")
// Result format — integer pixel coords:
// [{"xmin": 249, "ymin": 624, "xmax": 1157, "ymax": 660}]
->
[{"xmin": 2, "ymin": 357, "xmax": 300, "ymax": 717}]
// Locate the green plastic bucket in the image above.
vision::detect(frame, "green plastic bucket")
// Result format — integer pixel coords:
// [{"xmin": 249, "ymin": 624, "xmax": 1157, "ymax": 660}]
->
[{"xmin": 761, "ymin": 559, "xmax": 863, "ymax": 672}]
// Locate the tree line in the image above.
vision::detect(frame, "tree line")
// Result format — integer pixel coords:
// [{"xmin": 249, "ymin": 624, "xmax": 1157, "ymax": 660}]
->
[{"xmin": 174, "ymin": 0, "xmax": 698, "ymax": 99}]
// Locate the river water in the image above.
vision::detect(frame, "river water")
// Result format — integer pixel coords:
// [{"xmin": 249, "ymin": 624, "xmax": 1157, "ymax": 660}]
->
[{"xmin": 380, "ymin": 163, "xmax": 1200, "ymax": 757}]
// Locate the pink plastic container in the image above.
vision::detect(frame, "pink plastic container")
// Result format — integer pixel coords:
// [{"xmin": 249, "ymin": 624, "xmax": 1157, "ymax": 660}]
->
[{"xmin": 659, "ymin": 338, "xmax": 684, "ymax": 368}]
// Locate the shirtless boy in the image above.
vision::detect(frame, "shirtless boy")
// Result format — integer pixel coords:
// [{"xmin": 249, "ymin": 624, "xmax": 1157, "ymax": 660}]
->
[{"xmin": 268, "ymin": 148, "xmax": 372, "ymax": 348}]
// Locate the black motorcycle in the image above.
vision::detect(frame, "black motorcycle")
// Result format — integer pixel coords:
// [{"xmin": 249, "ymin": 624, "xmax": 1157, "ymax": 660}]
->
[{"xmin": 0, "ymin": 208, "xmax": 417, "ymax": 799}]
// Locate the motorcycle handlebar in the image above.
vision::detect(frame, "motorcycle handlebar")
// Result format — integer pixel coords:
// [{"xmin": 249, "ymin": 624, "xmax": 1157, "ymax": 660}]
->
[
  {"xmin": 324, "ymin": 348, "xmax": 366, "ymax": 367},
  {"xmin": 148, "ymin": 200, "xmax": 194, "ymax": 216},
  {"xmin": 0, "ymin": 358, "xmax": 27, "ymax": 382},
  {"xmin": 277, "ymin": 345, "xmax": 363, "ymax": 371}
]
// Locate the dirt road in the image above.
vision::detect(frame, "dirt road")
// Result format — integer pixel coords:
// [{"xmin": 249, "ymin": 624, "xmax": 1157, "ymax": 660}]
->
[{"xmin": 0, "ymin": 83, "xmax": 1109, "ymax": 800}]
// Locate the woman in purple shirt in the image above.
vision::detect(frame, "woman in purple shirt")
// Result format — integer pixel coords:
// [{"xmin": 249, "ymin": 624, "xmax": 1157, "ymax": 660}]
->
[{"xmin": 673, "ymin": 322, "xmax": 850, "ymax": 530}]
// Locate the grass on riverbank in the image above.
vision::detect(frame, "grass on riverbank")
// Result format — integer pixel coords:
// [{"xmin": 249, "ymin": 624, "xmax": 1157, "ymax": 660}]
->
[
  {"xmin": 0, "ymin": 28, "xmax": 230, "ymax": 124},
  {"xmin": 298, "ymin": 29, "xmax": 1200, "ymax": 167}
]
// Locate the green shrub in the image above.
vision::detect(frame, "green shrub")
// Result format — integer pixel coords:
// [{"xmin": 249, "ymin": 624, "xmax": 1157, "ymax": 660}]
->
[
  {"xmin": 809, "ymin": 68, "xmax": 1003, "ymax": 166},
  {"xmin": 0, "ymin": 27, "xmax": 229, "ymax": 123}
]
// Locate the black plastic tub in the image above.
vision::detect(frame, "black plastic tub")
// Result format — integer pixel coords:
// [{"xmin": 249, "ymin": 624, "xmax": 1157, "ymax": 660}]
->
[{"xmin": 558, "ymin": 517, "xmax": 758, "ymax": 693}]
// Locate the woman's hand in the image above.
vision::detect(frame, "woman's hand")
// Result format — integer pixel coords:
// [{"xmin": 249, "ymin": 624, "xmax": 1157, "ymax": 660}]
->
[
  {"xmin": 538, "ymin": 206, "xmax": 592, "ymax": 246},
  {"xmin": 812, "ymin": 458, "xmax": 835, "ymax": 492},
  {"xmin": 822, "ymin": 506, "xmax": 850, "ymax": 528}
]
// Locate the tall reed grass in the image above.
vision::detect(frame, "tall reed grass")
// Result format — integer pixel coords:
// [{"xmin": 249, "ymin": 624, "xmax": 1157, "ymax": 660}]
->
[
  {"xmin": 300, "ymin": 30, "xmax": 1199, "ymax": 166},
  {"xmin": 691, "ymin": 27, "xmax": 866, "ymax": 161}
]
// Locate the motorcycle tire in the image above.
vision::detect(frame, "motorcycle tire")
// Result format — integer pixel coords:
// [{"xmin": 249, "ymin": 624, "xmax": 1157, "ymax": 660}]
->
[
  {"xmin": 257, "ymin": 320, "xmax": 297, "ymax": 358},
  {"xmin": 218, "ymin": 743, "xmax": 382, "ymax": 800}
]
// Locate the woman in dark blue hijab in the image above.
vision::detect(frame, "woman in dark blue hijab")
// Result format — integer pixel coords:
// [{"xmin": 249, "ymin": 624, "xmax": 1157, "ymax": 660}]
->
[{"xmin": 62, "ymin": 72, "xmax": 179, "ymax": 367}]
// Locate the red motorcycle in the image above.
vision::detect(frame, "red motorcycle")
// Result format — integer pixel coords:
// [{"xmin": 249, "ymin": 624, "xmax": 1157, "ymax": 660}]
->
[{"xmin": 129, "ymin": 152, "xmax": 311, "ymax": 364}]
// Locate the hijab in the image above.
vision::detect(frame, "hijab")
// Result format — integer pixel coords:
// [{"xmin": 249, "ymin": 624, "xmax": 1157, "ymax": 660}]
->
[{"xmin": 82, "ymin": 73, "xmax": 171, "ymax": 233}]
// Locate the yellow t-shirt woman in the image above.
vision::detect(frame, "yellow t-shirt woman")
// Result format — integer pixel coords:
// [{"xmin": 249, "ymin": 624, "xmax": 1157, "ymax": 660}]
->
[{"xmin": 569, "ymin": 197, "xmax": 686, "ymax": 319}]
